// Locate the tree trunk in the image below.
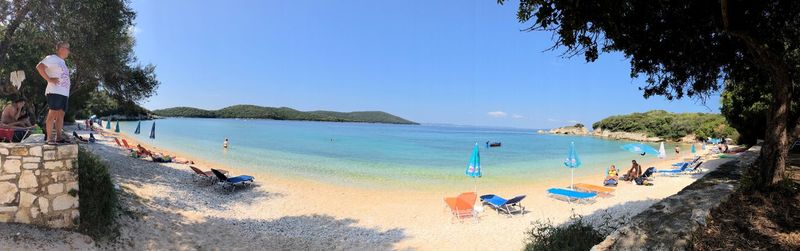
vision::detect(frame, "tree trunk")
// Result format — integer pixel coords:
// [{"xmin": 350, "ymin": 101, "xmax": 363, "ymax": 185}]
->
[{"xmin": 757, "ymin": 67, "xmax": 791, "ymax": 187}]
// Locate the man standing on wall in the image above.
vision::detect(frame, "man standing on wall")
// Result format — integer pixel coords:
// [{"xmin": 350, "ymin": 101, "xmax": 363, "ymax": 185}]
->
[{"xmin": 36, "ymin": 41, "xmax": 71, "ymax": 144}]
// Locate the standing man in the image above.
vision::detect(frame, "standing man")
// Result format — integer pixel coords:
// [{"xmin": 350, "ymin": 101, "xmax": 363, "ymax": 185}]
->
[{"xmin": 36, "ymin": 41, "xmax": 71, "ymax": 144}]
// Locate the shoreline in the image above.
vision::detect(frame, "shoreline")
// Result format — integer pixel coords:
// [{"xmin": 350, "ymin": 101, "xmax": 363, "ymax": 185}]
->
[{"xmin": 68, "ymin": 122, "xmax": 732, "ymax": 250}]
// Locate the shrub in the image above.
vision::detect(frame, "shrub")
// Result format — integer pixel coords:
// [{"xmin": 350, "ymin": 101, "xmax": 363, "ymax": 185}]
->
[
  {"xmin": 77, "ymin": 147, "xmax": 119, "ymax": 240},
  {"xmin": 523, "ymin": 213, "xmax": 626, "ymax": 251}
]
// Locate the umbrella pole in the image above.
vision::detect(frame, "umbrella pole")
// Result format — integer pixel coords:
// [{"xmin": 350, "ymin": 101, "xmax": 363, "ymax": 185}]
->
[{"xmin": 571, "ymin": 169, "xmax": 574, "ymax": 190}]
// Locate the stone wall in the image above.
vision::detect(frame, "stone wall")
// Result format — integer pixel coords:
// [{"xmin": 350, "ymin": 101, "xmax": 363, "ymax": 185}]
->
[{"xmin": 0, "ymin": 143, "xmax": 79, "ymax": 228}]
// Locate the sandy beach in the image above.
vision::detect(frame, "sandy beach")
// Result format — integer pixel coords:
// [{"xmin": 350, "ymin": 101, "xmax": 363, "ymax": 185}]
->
[{"xmin": 40, "ymin": 125, "xmax": 731, "ymax": 251}]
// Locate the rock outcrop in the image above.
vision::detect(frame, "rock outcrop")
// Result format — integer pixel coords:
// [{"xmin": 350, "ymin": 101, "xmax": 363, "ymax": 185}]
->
[
  {"xmin": 591, "ymin": 127, "xmax": 662, "ymax": 142},
  {"xmin": 548, "ymin": 126, "xmax": 589, "ymax": 135}
]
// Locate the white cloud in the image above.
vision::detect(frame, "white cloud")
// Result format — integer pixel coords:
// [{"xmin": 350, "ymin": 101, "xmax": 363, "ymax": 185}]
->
[
  {"xmin": 512, "ymin": 114, "xmax": 524, "ymax": 119},
  {"xmin": 568, "ymin": 120, "xmax": 579, "ymax": 124},
  {"xmin": 487, "ymin": 111, "xmax": 508, "ymax": 118},
  {"xmin": 547, "ymin": 118, "xmax": 560, "ymax": 122}
]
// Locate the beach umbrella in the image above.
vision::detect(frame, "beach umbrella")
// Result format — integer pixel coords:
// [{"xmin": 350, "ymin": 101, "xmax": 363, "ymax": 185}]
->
[
  {"xmin": 105, "ymin": 119, "xmax": 111, "ymax": 129},
  {"xmin": 149, "ymin": 122, "xmax": 156, "ymax": 139},
  {"xmin": 134, "ymin": 121, "xmax": 141, "ymax": 134},
  {"xmin": 563, "ymin": 141, "xmax": 581, "ymax": 189},
  {"xmin": 620, "ymin": 143, "xmax": 659, "ymax": 156},
  {"xmin": 691, "ymin": 144, "xmax": 696, "ymax": 155},
  {"xmin": 465, "ymin": 143, "xmax": 481, "ymax": 192},
  {"xmin": 658, "ymin": 142, "xmax": 667, "ymax": 159},
  {"xmin": 114, "ymin": 121, "xmax": 120, "ymax": 133}
]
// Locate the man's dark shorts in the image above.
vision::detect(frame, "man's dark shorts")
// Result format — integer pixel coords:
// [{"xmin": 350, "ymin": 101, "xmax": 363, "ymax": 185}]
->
[{"xmin": 46, "ymin": 94, "xmax": 69, "ymax": 112}]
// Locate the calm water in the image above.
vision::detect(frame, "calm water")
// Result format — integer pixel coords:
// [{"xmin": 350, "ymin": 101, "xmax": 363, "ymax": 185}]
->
[{"xmin": 116, "ymin": 118, "xmax": 674, "ymax": 189}]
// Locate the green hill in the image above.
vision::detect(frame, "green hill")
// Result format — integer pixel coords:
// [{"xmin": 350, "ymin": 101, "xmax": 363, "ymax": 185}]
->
[
  {"xmin": 592, "ymin": 110, "xmax": 737, "ymax": 141},
  {"xmin": 152, "ymin": 105, "xmax": 418, "ymax": 124}
]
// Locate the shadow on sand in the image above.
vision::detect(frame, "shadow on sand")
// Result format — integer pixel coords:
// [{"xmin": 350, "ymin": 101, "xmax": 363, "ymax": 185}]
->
[{"xmin": 84, "ymin": 140, "xmax": 408, "ymax": 250}]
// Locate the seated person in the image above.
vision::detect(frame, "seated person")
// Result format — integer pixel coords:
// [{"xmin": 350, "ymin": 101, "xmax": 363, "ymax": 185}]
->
[
  {"xmin": 134, "ymin": 144, "xmax": 153, "ymax": 158},
  {"xmin": 604, "ymin": 165, "xmax": 619, "ymax": 185},
  {"xmin": 151, "ymin": 153, "xmax": 173, "ymax": 163},
  {"xmin": 622, "ymin": 160, "xmax": 642, "ymax": 181},
  {"xmin": 1, "ymin": 98, "xmax": 32, "ymax": 128},
  {"xmin": 88, "ymin": 133, "xmax": 96, "ymax": 143}
]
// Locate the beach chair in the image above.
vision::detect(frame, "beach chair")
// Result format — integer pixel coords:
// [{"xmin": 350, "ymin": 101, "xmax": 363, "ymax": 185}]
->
[
  {"xmin": 658, "ymin": 162, "xmax": 690, "ymax": 176},
  {"xmin": 210, "ymin": 169, "xmax": 254, "ymax": 191},
  {"xmin": 671, "ymin": 156, "xmax": 700, "ymax": 167},
  {"xmin": 122, "ymin": 139, "xmax": 134, "ymax": 149},
  {"xmin": 444, "ymin": 192, "xmax": 477, "ymax": 222},
  {"xmin": 479, "ymin": 194, "xmax": 526, "ymax": 216},
  {"xmin": 189, "ymin": 166, "xmax": 228, "ymax": 183},
  {"xmin": 574, "ymin": 183, "xmax": 615, "ymax": 196},
  {"xmin": 114, "ymin": 138, "xmax": 123, "ymax": 147},
  {"xmin": 546, "ymin": 188, "xmax": 597, "ymax": 204}
]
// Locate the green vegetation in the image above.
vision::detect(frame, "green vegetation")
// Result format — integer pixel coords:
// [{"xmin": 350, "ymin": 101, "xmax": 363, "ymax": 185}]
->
[
  {"xmin": 592, "ymin": 110, "xmax": 738, "ymax": 141},
  {"xmin": 500, "ymin": 0, "xmax": 798, "ymax": 189},
  {"xmin": 0, "ymin": 0, "xmax": 159, "ymax": 123},
  {"xmin": 153, "ymin": 105, "xmax": 418, "ymax": 124},
  {"xmin": 721, "ymin": 78, "xmax": 799, "ymax": 145},
  {"xmin": 77, "ymin": 147, "xmax": 119, "ymax": 240},
  {"xmin": 523, "ymin": 215, "xmax": 622, "ymax": 251}
]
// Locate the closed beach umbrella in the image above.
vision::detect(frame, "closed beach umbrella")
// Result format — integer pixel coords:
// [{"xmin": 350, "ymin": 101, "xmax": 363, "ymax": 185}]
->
[
  {"xmin": 691, "ymin": 144, "xmax": 696, "ymax": 155},
  {"xmin": 563, "ymin": 141, "xmax": 581, "ymax": 189},
  {"xmin": 658, "ymin": 142, "xmax": 666, "ymax": 159},
  {"xmin": 105, "ymin": 118, "xmax": 111, "ymax": 129},
  {"xmin": 466, "ymin": 143, "xmax": 481, "ymax": 191},
  {"xmin": 134, "ymin": 121, "xmax": 141, "ymax": 134},
  {"xmin": 149, "ymin": 122, "xmax": 156, "ymax": 139},
  {"xmin": 620, "ymin": 143, "xmax": 659, "ymax": 156},
  {"xmin": 114, "ymin": 121, "xmax": 120, "ymax": 133}
]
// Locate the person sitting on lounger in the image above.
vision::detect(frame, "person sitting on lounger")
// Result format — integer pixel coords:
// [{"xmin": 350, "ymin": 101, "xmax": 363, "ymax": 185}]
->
[
  {"xmin": 604, "ymin": 165, "xmax": 619, "ymax": 185},
  {"xmin": 622, "ymin": 160, "xmax": 642, "ymax": 181},
  {"xmin": 1, "ymin": 98, "xmax": 32, "ymax": 128}
]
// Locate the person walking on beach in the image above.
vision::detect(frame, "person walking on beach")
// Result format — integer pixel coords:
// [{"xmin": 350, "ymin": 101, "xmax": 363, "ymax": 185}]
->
[
  {"xmin": 223, "ymin": 138, "xmax": 229, "ymax": 148},
  {"xmin": 36, "ymin": 41, "xmax": 71, "ymax": 144},
  {"xmin": 674, "ymin": 145, "xmax": 681, "ymax": 155}
]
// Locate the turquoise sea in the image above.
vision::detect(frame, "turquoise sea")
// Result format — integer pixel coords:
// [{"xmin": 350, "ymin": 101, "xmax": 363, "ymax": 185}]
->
[{"xmin": 116, "ymin": 118, "xmax": 677, "ymax": 190}]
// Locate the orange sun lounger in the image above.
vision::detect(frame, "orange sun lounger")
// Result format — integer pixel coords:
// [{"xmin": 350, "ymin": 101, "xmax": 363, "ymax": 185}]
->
[
  {"xmin": 574, "ymin": 183, "xmax": 615, "ymax": 196},
  {"xmin": 444, "ymin": 192, "xmax": 477, "ymax": 222}
]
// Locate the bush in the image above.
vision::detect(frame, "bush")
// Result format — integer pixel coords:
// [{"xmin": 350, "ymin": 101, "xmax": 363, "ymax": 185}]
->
[
  {"xmin": 523, "ymin": 212, "xmax": 627, "ymax": 251},
  {"xmin": 77, "ymin": 147, "xmax": 119, "ymax": 240},
  {"xmin": 592, "ymin": 110, "xmax": 735, "ymax": 141}
]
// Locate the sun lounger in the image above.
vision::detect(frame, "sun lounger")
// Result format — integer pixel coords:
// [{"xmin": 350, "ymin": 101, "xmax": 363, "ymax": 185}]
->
[
  {"xmin": 444, "ymin": 192, "xmax": 477, "ymax": 222},
  {"xmin": 189, "ymin": 166, "xmax": 228, "ymax": 182},
  {"xmin": 211, "ymin": 169, "xmax": 254, "ymax": 191},
  {"xmin": 574, "ymin": 183, "xmax": 615, "ymax": 196},
  {"xmin": 122, "ymin": 139, "xmax": 134, "ymax": 149},
  {"xmin": 113, "ymin": 138, "xmax": 123, "ymax": 147},
  {"xmin": 659, "ymin": 161, "xmax": 703, "ymax": 176},
  {"xmin": 479, "ymin": 194, "xmax": 526, "ymax": 216},
  {"xmin": 671, "ymin": 156, "xmax": 700, "ymax": 166},
  {"xmin": 546, "ymin": 188, "xmax": 597, "ymax": 203}
]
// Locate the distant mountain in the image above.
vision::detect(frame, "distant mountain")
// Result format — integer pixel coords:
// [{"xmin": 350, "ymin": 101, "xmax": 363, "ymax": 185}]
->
[{"xmin": 152, "ymin": 105, "xmax": 418, "ymax": 125}]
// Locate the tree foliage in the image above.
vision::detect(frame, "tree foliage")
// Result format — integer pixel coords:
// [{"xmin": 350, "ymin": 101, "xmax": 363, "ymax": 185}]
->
[
  {"xmin": 592, "ymin": 110, "xmax": 736, "ymax": 141},
  {"xmin": 499, "ymin": 0, "xmax": 799, "ymax": 186},
  {"xmin": 153, "ymin": 105, "xmax": 418, "ymax": 124},
  {"xmin": 0, "ymin": 0, "xmax": 159, "ymax": 122}
]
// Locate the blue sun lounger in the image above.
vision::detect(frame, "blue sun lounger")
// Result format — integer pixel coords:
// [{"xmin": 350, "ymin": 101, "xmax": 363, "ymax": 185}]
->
[
  {"xmin": 546, "ymin": 188, "xmax": 597, "ymax": 203},
  {"xmin": 671, "ymin": 156, "xmax": 700, "ymax": 167},
  {"xmin": 211, "ymin": 169, "xmax": 255, "ymax": 191},
  {"xmin": 479, "ymin": 194, "xmax": 526, "ymax": 216},
  {"xmin": 658, "ymin": 161, "xmax": 703, "ymax": 176}
]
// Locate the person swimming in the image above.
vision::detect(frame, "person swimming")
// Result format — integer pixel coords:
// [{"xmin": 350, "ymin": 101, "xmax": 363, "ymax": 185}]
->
[{"xmin": 223, "ymin": 138, "xmax": 229, "ymax": 148}]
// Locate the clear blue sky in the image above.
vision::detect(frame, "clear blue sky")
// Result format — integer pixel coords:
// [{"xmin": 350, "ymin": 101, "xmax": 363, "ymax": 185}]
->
[{"xmin": 130, "ymin": 0, "xmax": 721, "ymax": 129}]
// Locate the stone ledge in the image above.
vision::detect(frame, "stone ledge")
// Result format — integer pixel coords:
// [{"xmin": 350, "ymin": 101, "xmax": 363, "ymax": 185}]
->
[
  {"xmin": 0, "ymin": 142, "xmax": 79, "ymax": 229},
  {"xmin": 591, "ymin": 146, "xmax": 760, "ymax": 250}
]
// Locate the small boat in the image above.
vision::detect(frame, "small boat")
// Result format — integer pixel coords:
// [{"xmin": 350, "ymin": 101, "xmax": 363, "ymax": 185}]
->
[{"xmin": 489, "ymin": 142, "xmax": 501, "ymax": 147}]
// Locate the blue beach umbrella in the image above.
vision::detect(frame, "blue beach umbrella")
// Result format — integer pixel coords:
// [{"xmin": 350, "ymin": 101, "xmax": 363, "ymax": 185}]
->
[
  {"xmin": 620, "ymin": 143, "xmax": 659, "ymax": 156},
  {"xmin": 105, "ymin": 119, "xmax": 111, "ymax": 129},
  {"xmin": 564, "ymin": 141, "xmax": 581, "ymax": 189},
  {"xmin": 466, "ymin": 143, "xmax": 481, "ymax": 192},
  {"xmin": 149, "ymin": 122, "xmax": 156, "ymax": 139},
  {"xmin": 114, "ymin": 121, "xmax": 120, "ymax": 133},
  {"xmin": 691, "ymin": 144, "xmax": 696, "ymax": 155},
  {"xmin": 134, "ymin": 121, "xmax": 141, "ymax": 134}
]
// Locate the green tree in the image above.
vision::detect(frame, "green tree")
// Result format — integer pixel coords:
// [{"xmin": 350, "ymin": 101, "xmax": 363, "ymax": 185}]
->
[
  {"xmin": 499, "ymin": 0, "xmax": 799, "ymax": 187},
  {"xmin": 0, "ymin": 0, "xmax": 158, "ymax": 122}
]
